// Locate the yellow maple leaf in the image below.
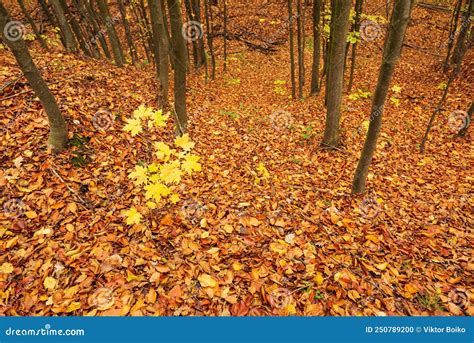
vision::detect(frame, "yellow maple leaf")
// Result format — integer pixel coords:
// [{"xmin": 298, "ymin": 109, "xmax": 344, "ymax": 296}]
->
[
  {"xmin": 391, "ymin": 85, "xmax": 402, "ymax": 93},
  {"xmin": 181, "ymin": 154, "xmax": 202, "ymax": 174},
  {"xmin": 0, "ymin": 262, "xmax": 14, "ymax": 274},
  {"xmin": 198, "ymin": 274, "xmax": 218, "ymax": 288},
  {"xmin": 144, "ymin": 181, "xmax": 170, "ymax": 202},
  {"xmin": 150, "ymin": 109, "xmax": 169, "ymax": 127},
  {"xmin": 128, "ymin": 165, "xmax": 148, "ymax": 186},
  {"xmin": 44, "ymin": 276, "xmax": 57, "ymax": 290},
  {"xmin": 154, "ymin": 142, "xmax": 174, "ymax": 161},
  {"xmin": 123, "ymin": 117, "xmax": 143, "ymax": 136},
  {"xmin": 169, "ymin": 194, "xmax": 181, "ymax": 204},
  {"xmin": 174, "ymin": 133, "xmax": 195, "ymax": 151},
  {"xmin": 133, "ymin": 104, "xmax": 154, "ymax": 119},
  {"xmin": 121, "ymin": 207, "xmax": 142, "ymax": 225},
  {"xmin": 159, "ymin": 161, "xmax": 182, "ymax": 184}
]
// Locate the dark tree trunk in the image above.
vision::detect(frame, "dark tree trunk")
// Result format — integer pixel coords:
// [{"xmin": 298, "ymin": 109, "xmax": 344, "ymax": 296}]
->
[
  {"xmin": 50, "ymin": 0, "xmax": 77, "ymax": 52},
  {"xmin": 85, "ymin": 0, "xmax": 111, "ymax": 59},
  {"xmin": 204, "ymin": 0, "xmax": 215, "ymax": 79},
  {"xmin": 96, "ymin": 0, "xmax": 125, "ymax": 66},
  {"xmin": 322, "ymin": 0, "xmax": 351, "ymax": 147},
  {"xmin": 352, "ymin": 0, "xmax": 413, "ymax": 194},
  {"xmin": 118, "ymin": 0, "xmax": 138, "ymax": 64},
  {"xmin": 167, "ymin": 0, "xmax": 188, "ymax": 133},
  {"xmin": 1, "ymin": 1, "xmax": 68, "ymax": 152},
  {"xmin": 347, "ymin": 0, "xmax": 363, "ymax": 92},
  {"xmin": 59, "ymin": 0, "xmax": 91, "ymax": 56},
  {"xmin": 310, "ymin": 0, "xmax": 321, "ymax": 95},
  {"xmin": 18, "ymin": 0, "xmax": 48, "ymax": 48},
  {"xmin": 450, "ymin": 0, "xmax": 473, "ymax": 66},
  {"xmin": 287, "ymin": 0, "xmax": 296, "ymax": 99}
]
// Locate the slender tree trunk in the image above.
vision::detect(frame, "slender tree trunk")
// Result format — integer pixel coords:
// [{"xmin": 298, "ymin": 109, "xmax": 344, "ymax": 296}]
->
[
  {"xmin": 347, "ymin": 0, "xmax": 363, "ymax": 92},
  {"xmin": 296, "ymin": 0, "xmax": 304, "ymax": 98},
  {"xmin": 287, "ymin": 0, "xmax": 296, "ymax": 99},
  {"xmin": 167, "ymin": 0, "xmax": 188, "ymax": 133},
  {"xmin": 450, "ymin": 0, "xmax": 473, "ymax": 66},
  {"xmin": 50, "ymin": 0, "xmax": 77, "ymax": 52},
  {"xmin": 17, "ymin": 0, "xmax": 47, "ymax": 48},
  {"xmin": 223, "ymin": 0, "xmax": 228, "ymax": 72},
  {"xmin": 130, "ymin": 2, "xmax": 152, "ymax": 63},
  {"xmin": 443, "ymin": 0, "xmax": 462, "ymax": 72},
  {"xmin": 352, "ymin": 0, "xmax": 413, "ymax": 194},
  {"xmin": 204, "ymin": 0, "xmax": 215, "ymax": 80},
  {"xmin": 59, "ymin": 0, "xmax": 91, "ymax": 56},
  {"xmin": 96, "ymin": 0, "xmax": 125, "ymax": 66},
  {"xmin": 118, "ymin": 0, "xmax": 138, "ymax": 64},
  {"xmin": 85, "ymin": 0, "xmax": 111, "ymax": 59},
  {"xmin": 192, "ymin": 0, "xmax": 206, "ymax": 69},
  {"xmin": 72, "ymin": 0, "xmax": 101, "ymax": 58},
  {"xmin": 322, "ymin": 0, "xmax": 351, "ymax": 147},
  {"xmin": 149, "ymin": 0, "xmax": 170, "ymax": 108},
  {"xmin": 310, "ymin": 0, "xmax": 321, "ymax": 95},
  {"xmin": 1, "ymin": 2, "xmax": 68, "ymax": 152}
]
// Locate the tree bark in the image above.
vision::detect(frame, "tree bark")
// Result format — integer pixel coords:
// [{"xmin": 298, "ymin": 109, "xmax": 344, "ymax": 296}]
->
[
  {"xmin": 50, "ymin": 0, "xmax": 77, "ymax": 52},
  {"xmin": 287, "ymin": 0, "xmax": 296, "ymax": 99},
  {"xmin": 118, "ymin": 0, "xmax": 138, "ymax": 64},
  {"xmin": 310, "ymin": 0, "xmax": 321, "ymax": 95},
  {"xmin": 18, "ymin": 0, "xmax": 48, "ymax": 48},
  {"xmin": 347, "ymin": 0, "xmax": 363, "ymax": 92},
  {"xmin": 1, "ymin": 1, "xmax": 68, "ymax": 152},
  {"xmin": 167, "ymin": 0, "xmax": 188, "ymax": 133},
  {"xmin": 322, "ymin": 0, "xmax": 351, "ymax": 147},
  {"xmin": 450, "ymin": 0, "xmax": 473, "ymax": 66},
  {"xmin": 352, "ymin": 0, "xmax": 413, "ymax": 194},
  {"xmin": 96, "ymin": 0, "xmax": 125, "ymax": 66},
  {"xmin": 204, "ymin": 0, "xmax": 215, "ymax": 79}
]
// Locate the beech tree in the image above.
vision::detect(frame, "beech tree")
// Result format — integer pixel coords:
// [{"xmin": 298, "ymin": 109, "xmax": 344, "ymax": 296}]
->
[
  {"xmin": 310, "ymin": 0, "xmax": 322, "ymax": 95},
  {"xmin": 96, "ymin": 0, "xmax": 125, "ymax": 67},
  {"xmin": 352, "ymin": 0, "xmax": 413, "ymax": 194},
  {"xmin": 50, "ymin": 0, "xmax": 77, "ymax": 52},
  {"xmin": 322, "ymin": 0, "xmax": 351, "ymax": 147},
  {"xmin": 167, "ymin": 0, "xmax": 188, "ymax": 133},
  {"xmin": 0, "ymin": 1, "xmax": 68, "ymax": 152}
]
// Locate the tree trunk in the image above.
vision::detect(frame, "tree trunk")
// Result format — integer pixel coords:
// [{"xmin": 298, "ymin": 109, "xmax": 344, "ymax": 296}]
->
[
  {"xmin": 118, "ymin": 0, "xmax": 138, "ymax": 64},
  {"xmin": 204, "ymin": 0, "xmax": 215, "ymax": 80},
  {"xmin": 167, "ymin": 0, "xmax": 188, "ymax": 133},
  {"xmin": 296, "ymin": 0, "xmax": 304, "ymax": 99},
  {"xmin": 322, "ymin": 0, "xmax": 351, "ymax": 147},
  {"xmin": 450, "ymin": 0, "xmax": 473, "ymax": 66},
  {"xmin": 85, "ymin": 0, "xmax": 111, "ymax": 59},
  {"xmin": 310, "ymin": 0, "xmax": 321, "ymax": 95},
  {"xmin": 287, "ymin": 0, "xmax": 296, "ymax": 99},
  {"xmin": 17, "ymin": 0, "xmax": 48, "ymax": 48},
  {"xmin": 443, "ymin": 0, "xmax": 462, "ymax": 72},
  {"xmin": 1, "ymin": 1, "xmax": 68, "ymax": 152},
  {"xmin": 352, "ymin": 0, "xmax": 413, "ymax": 194},
  {"xmin": 59, "ymin": 0, "xmax": 91, "ymax": 56},
  {"xmin": 149, "ymin": 0, "xmax": 170, "ymax": 108},
  {"xmin": 72, "ymin": 0, "xmax": 101, "ymax": 59},
  {"xmin": 223, "ymin": 0, "xmax": 228, "ymax": 72},
  {"xmin": 347, "ymin": 0, "xmax": 363, "ymax": 92},
  {"xmin": 50, "ymin": 0, "xmax": 77, "ymax": 52},
  {"xmin": 96, "ymin": 0, "xmax": 125, "ymax": 67}
]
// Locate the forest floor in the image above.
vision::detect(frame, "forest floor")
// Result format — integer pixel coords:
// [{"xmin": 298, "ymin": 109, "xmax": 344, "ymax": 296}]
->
[{"xmin": 0, "ymin": 1, "xmax": 473, "ymax": 316}]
